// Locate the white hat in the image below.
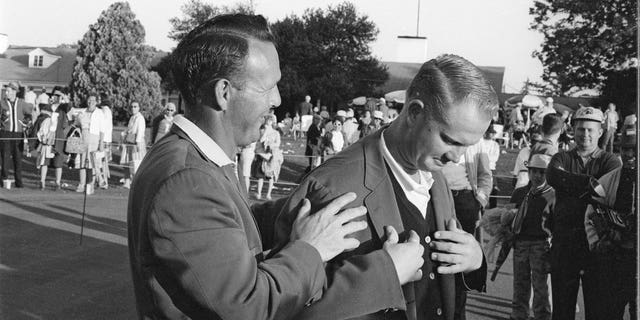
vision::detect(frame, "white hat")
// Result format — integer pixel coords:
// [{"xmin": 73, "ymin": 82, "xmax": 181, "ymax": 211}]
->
[
  {"xmin": 346, "ymin": 109, "xmax": 354, "ymax": 118},
  {"xmin": 373, "ymin": 110, "xmax": 384, "ymax": 120},
  {"xmin": 379, "ymin": 98, "xmax": 386, "ymax": 104},
  {"xmin": 574, "ymin": 107, "xmax": 604, "ymax": 123},
  {"xmin": 527, "ymin": 154, "xmax": 551, "ymax": 169},
  {"xmin": 336, "ymin": 110, "xmax": 347, "ymax": 117},
  {"xmin": 546, "ymin": 97, "xmax": 554, "ymax": 103}
]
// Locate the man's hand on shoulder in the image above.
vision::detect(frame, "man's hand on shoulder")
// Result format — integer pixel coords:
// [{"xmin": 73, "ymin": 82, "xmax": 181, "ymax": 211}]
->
[
  {"xmin": 291, "ymin": 192, "xmax": 368, "ymax": 262},
  {"xmin": 429, "ymin": 219, "xmax": 483, "ymax": 274}
]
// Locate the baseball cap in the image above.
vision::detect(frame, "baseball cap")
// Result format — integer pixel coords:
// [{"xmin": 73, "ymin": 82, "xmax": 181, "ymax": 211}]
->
[
  {"xmin": 373, "ymin": 110, "xmax": 384, "ymax": 120},
  {"xmin": 527, "ymin": 154, "xmax": 551, "ymax": 169},
  {"xmin": 336, "ymin": 110, "xmax": 347, "ymax": 117},
  {"xmin": 574, "ymin": 107, "xmax": 604, "ymax": 123}
]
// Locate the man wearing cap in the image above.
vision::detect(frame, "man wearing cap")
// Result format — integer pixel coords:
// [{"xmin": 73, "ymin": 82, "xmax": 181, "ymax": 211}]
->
[
  {"xmin": 36, "ymin": 86, "xmax": 49, "ymax": 106},
  {"xmin": 41, "ymin": 89, "xmax": 69, "ymax": 190},
  {"xmin": 546, "ymin": 106, "xmax": 621, "ymax": 320},
  {"xmin": 509, "ymin": 154, "xmax": 554, "ymax": 320},
  {"xmin": 1, "ymin": 82, "xmax": 33, "ymax": 188},
  {"xmin": 512, "ymin": 131, "xmax": 543, "ymax": 188},
  {"xmin": 360, "ymin": 110, "xmax": 383, "ymax": 138},
  {"xmin": 342, "ymin": 108, "xmax": 359, "ymax": 146},
  {"xmin": 532, "ymin": 97, "xmax": 556, "ymax": 128}
]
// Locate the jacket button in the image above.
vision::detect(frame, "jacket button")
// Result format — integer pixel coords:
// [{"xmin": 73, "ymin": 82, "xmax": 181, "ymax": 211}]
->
[
  {"xmin": 436, "ymin": 308, "xmax": 442, "ymax": 315},
  {"xmin": 429, "ymin": 272, "xmax": 435, "ymax": 280},
  {"xmin": 425, "ymin": 236, "xmax": 431, "ymax": 243}
]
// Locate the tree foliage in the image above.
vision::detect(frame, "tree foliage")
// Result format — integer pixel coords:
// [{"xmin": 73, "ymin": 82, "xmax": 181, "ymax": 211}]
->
[
  {"xmin": 530, "ymin": 0, "xmax": 637, "ymax": 94},
  {"xmin": 168, "ymin": 0, "xmax": 255, "ymax": 42},
  {"xmin": 70, "ymin": 2, "xmax": 162, "ymax": 123},
  {"xmin": 272, "ymin": 2, "xmax": 388, "ymax": 111}
]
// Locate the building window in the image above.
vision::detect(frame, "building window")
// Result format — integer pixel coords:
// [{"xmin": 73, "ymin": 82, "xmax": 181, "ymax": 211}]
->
[{"xmin": 33, "ymin": 55, "xmax": 43, "ymax": 67}]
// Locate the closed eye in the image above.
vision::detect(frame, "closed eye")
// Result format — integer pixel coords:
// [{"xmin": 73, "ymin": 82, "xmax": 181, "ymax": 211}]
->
[{"xmin": 440, "ymin": 132, "xmax": 465, "ymax": 147}]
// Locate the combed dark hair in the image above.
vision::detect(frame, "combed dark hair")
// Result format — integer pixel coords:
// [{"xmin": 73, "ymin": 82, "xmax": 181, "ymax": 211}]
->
[
  {"xmin": 171, "ymin": 14, "xmax": 275, "ymax": 107},
  {"xmin": 406, "ymin": 54, "xmax": 498, "ymax": 124},
  {"xmin": 541, "ymin": 113, "xmax": 564, "ymax": 136}
]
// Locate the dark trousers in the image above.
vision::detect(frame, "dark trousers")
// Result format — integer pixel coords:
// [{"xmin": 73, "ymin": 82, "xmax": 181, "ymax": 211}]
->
[
  {"xmin": 0, "ymin": 131, "xmax": 24, "ymax": 186},
  {"xmin": 592, "ymin": 253, "xmax": 637, "ymax": 320},
  {"xmin": 550, "ymin": 241, "xmax": 599, "ymax": 320},
  {"xmin": 451, "ymin": 189, "xmax": 481, "ymax": 320}
]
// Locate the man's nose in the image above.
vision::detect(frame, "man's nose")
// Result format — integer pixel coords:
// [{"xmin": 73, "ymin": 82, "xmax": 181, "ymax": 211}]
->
[
  {"xmin": 271, "ymin": 86, "xmax": 282, "ymax": 108},
  {"xmin": 443, "ymin": 147, "xmax": 466, "ymax": 163}
]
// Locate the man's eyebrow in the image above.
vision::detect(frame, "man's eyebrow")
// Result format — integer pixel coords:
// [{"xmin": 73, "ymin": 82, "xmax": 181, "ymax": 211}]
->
[{"xmin": 440, "ymin": 132, "xmax": 465, "ymax": 146}]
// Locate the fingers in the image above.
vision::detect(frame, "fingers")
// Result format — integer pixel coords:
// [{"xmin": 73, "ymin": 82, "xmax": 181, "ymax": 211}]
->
[
  {"xmin": 295, "ymin": 198, "xmax": 311, "ymax": 222},
  {"xmin": 429, "ymin": 240, "xmax": 463, "ymax": 254},
  {"xmin": 334, "ymin": 206, "xmax": 367, "ymax": 225},
  {"xmin": 316, "ymin": 192, "xmax": 357, "ymax": 217},
  {"xmin": 433, "ymin": 230, "xmax": 470, "ymax": 244},
  {"xmin": 385, "ymin": 225, "xmax": 399, "ymax": 244},
  {"xmin": 446, "ymin": 219, "xmax": 463, "ymax": 233},
  {"xmin": 407, "ymin": 230, "xmax": 420, "ymax": 243},
  {"xmin": 408, "ymin": 269, "xmax": 423, "ymax": 282},
  {"xmin": 340, "ymin": 220, "xmax": 368, "ymax": 236},
  {"xmin": 341, "ymin": 237, "xmax": 361, "ymax": 251}
]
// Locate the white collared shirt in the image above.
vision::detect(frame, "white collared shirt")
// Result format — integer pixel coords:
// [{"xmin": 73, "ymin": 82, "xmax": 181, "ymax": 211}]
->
[
  {"xmin": 173, "ymin": 115, "xmax": 233, "ymax": 167},
  {"xmin": 380, "ymin": 130, "xmax": 434, "ymax": 217}
]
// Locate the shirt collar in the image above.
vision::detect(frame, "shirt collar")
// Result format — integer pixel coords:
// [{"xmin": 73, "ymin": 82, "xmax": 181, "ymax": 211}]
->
[
  {"xmin": 173, "ymin": 115, "xmax": 233, "ymax": 167},
  {"xmin": 571, "ymin": 147, "xmax": 604, "ymax": 159},
  {"xmin": 380, "ymin": 130, "xmax": 434, "ymax": 194}
]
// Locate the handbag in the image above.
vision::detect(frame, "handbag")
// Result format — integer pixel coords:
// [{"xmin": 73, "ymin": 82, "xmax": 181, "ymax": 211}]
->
[
  {"xmin": 125, "ymin": 132, "xmax": 137, "ymax": 144},
  {"xmin": 65, "ymin": 127, "xmax": 86, "ymax": 154}
]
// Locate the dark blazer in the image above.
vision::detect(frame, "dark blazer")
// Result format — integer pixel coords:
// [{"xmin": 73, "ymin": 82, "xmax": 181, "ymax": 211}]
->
[
  {"xmin": 0, "ymin": 98, "xmax": 32, "ymax": 133},
  {"xmin": 127, "ymin": 125, "xmax": 327, "ymax": 320},
  {"xmin": 273, "ymin": 130, "xmax": 487, "ymax": 320}
]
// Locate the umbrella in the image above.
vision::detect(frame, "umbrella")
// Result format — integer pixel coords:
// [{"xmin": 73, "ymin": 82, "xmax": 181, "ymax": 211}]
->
[
  {"xmin": 384, "ymin": 90, "xmax": 406, "ymax": 104},
  {"xmin": 491, "ymin": 241, "xmax": 513, "ymax": 281},
  {"xmin": 351, "ymin": 96, "xmax": 367, "ymax": 106},
  {"xmin": 553, "ymin": 102, "xmax": 573, "ymax": 114},
  {"xmin": 505, "ymin": 94, "xmax": 545, "ymax": 109}
]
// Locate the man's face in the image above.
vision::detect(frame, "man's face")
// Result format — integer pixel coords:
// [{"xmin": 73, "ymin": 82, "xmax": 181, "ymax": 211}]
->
[
  {"xmin": 622, "ymin": 147, "xmax": 636, "ymax": 168},
  {"xmin": 405, "ymin": 101, "xmax": 491, "ymax": 172},
  {"xmin": 5, "ymin": 87, "xmax": 16, "ymax": 101},
  {"xmin": 529, "ymin": 167, "xmax": 546, "ymax": 187},
  {"xmin": 574, "ymin": 120, "xmax": 603, "ymax": 151},
  {"xmin": 608, "ymin": 104, "xmax": 616, "ymax": 111},
  {"xmin": 227, "ymin": 40, "xmax": 281, "ymax": 147},
  {"xmin": 165, "ymin": 106, "xmax": 176, "ymax": 116}
]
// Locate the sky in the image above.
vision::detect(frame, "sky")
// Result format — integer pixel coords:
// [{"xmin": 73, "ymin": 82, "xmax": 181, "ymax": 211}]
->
[{"xmin": 1, "ymin": 0, "xmax": 545, "ymax": 93}]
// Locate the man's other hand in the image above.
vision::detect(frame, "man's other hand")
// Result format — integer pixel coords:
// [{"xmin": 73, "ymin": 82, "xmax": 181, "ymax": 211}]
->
[
  {"xmin": 429, "ymin": 219, "xmax": 483, "ymax": 274},
  {"xmin": 291, "ymin": 192, "xmax": 368, "ymax": 262},
  {"xmin": 383, "ymin": 226, "xmax": 424, "ymax": 285}
]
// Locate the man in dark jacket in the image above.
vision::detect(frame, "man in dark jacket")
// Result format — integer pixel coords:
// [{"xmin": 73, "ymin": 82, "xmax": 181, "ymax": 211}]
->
[
  {"xmin": 0, "ymin": 81, "xmax": 33, "ymax": 188},
  {"xmin": 272, "ymin": 54, "xmax": 492, "ymax": 320},
  {"xmin": 546, "ymin": 106, "xmax": 621, "ymax": 320}
]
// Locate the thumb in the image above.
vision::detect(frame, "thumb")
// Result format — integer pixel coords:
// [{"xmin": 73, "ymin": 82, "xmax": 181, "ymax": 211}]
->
[
  {"xmin": 385, "ymin": 226, "xmax": 399, "ymax": 244},
  {"xmin": 446, "ymin": 219, "xmax": 461, "ymax": 232},
  {"xmin": 407, "ymin": 230, "xmax": 420, "ymax": 243},
  {"xmin": 295, "ymin": 199, "xmax": 311, "ymax": 222},
  {"xmin": 408, "ymin": 269, "xmax": 423, "ymax": 282}
]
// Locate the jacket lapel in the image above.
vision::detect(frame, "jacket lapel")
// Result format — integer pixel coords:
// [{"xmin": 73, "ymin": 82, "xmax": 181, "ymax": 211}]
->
[{"xmin": 361, "ymin": 131, "xmax": 404, "ymax": 240}]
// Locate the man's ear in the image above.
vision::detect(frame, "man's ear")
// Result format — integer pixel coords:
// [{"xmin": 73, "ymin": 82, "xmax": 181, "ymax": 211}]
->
[
  {"xmin": 406, "ymin": 99, "xmax": 425, "ymax": 126},
  {"xmin": 198, "ymin": 79, "xmax": 230, "ymax": 111},
  {"xmin": 213, "ymin": 79, "xmax": 231, "ymax": 111}
]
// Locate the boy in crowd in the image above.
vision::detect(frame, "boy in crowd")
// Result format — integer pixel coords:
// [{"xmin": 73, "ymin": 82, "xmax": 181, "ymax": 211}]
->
[{"xmin": 509, "ymin": 154, "xmax": 554, "ymax": 320}]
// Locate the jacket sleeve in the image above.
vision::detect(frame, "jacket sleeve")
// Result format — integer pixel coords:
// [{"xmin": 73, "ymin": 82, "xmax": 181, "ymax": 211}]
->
[
  {"xmin": 475, "ymin": 151, "xmax": 493, "ymax": 207},
  {"xmin": 149, "ymin": 169, "xmax": 326, "ymax": 320},
  {"xmin": 272, "ymin": 176, "xmax": 407, "ymax": 320},
  {"xmin": 547, "ymin": 153, "xmax": 621, "ymax": 197}
]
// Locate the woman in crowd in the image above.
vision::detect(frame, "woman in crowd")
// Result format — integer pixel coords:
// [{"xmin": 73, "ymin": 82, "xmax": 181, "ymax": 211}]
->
[
  {"xmin": 33, "ymin": 104, "xmax": 57, "ymax": 190},
  {"xmin": 154, "ymin": 102, "xmax": 176, "ymax": 143},
  {"xmin": 252, "ymin": 117, "xmax": 282, "ymax": 200},
  {"xmin": 119, "ymin": 102, "xmax": 146, "ymax": 189},
  {"xmin": 305, "ymin": 114, "xmax": 323, "ymax": 170},
  {"xmin": 74, "ymin": 94, "xmax": 105, "ymax": 194},
  {"xmin": 238, "ymin": 142, "xmax": 256, "ymax": 193},
  {"xmin": 322, "ymin": 117, "xmax": 345, "ymax": 159}
]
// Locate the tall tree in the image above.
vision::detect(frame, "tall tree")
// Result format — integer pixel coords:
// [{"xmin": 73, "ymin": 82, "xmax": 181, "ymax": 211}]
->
[
  {"xmin": 168, "ymin": 0, "xmax": 254, "ymax": 42},
  {"xmin": 272, "ymin": 2, "xmax": 388, "ymax": 111},
  {"xmin": 530, "ymin": 0, "xmax": 637, "ymax": 94},
  {"xmin": 70, "ymin": 2, "xmax": 162, "ymax": 122}
]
